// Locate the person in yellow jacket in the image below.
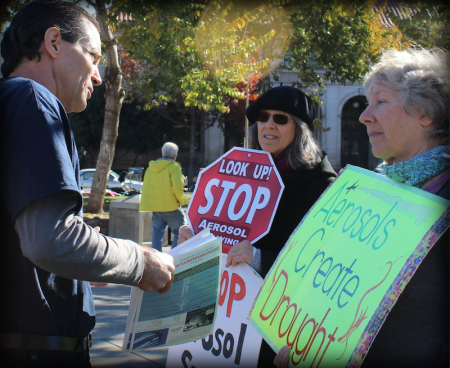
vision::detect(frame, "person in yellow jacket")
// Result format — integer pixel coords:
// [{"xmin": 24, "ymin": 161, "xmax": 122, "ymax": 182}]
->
[{"xmin": 140, "ymin": 142, "xmax": 187, "ymax": 251}]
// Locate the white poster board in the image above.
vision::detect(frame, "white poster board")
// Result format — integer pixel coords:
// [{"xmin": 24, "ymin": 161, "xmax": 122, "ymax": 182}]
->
[{"xmin": 166, "ymin": 255, "xmax": 263, "ymax": 367}]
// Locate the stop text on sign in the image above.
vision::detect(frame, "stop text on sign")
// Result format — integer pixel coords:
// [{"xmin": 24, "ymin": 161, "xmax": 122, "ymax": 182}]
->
[
  {"xmin": 198, "ymin": 179, "xmax": 271, "ymax": 224},
  {"xmin": 187, "ymin": 147, "xmax": 284, "ymax": 248}
]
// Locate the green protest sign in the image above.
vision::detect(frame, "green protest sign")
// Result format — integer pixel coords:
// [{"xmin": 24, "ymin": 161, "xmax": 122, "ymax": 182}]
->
[{"xmin": 249, "ymin": 165, "xmax": 449, "ymax": 367}]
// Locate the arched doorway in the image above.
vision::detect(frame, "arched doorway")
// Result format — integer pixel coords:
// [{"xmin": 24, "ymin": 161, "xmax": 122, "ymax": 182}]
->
[{"xmin": 340, "ymin": 96, "xmax": 370, "ymax": 169}]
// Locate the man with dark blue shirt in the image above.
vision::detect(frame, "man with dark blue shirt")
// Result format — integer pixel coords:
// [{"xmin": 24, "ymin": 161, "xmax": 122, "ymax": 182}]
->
[{"xmin": 0, "ymin": 1, "xmax": 174, "ymax": 366}]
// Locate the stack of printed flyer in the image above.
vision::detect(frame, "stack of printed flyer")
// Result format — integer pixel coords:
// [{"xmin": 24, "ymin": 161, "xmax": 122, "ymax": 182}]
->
[{"xmin": 122, "ymin": 229, "xmax": 222, "ymax": 351}]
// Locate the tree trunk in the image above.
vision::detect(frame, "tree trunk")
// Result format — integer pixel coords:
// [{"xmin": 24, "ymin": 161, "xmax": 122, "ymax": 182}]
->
[{"xmin": 85, "ymin": 0, "xmax": 125, "ymax": 214}]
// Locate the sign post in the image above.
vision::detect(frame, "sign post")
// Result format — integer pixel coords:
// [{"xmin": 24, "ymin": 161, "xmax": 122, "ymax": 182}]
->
[{"xmin": 187, "ymin": 147, "xmax": 284, "ymax": 253}]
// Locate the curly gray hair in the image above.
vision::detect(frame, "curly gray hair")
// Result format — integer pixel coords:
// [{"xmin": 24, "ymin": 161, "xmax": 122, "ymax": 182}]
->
[
  {"xmin": 248, "ymin": 115, "xmax": 322, "ymax": 170},
  {"xmin": 364, "ymin": 48, "xmax": 449, "ymax": 145}
]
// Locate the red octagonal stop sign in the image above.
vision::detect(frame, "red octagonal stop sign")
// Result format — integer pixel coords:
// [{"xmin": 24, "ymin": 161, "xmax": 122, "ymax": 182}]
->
[{"xmin": 187, "ymin": 147, "xmax": 284, "ymax": 253}]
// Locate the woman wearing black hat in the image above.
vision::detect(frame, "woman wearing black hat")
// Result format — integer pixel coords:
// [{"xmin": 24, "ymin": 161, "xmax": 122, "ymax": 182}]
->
[
  {"xmin": 178, "ymin": 86, "xmax": 337, "ymax": 368},
  {"xmin": 225, "ymin": 86, "xmax": 337, "ymax": 278},
  {"xmin": 224, "ymin": 86, "xmax": 337, "ymax": 368}
]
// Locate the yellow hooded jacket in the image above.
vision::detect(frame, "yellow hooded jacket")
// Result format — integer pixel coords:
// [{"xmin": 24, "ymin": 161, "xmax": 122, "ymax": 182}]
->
[{"xmin": 139, "ymin": 159, "xmax": 185, "ymax": 212}]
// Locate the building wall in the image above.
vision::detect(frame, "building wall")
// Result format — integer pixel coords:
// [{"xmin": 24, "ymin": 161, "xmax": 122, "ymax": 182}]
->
[
  {"xmin": 321, "ymin": 82, "xmax": 364, "ymax": 169},
  {"xmin": 203, "ymin": 118, "xmax": 225, "ymax": 166},
  {"xmin": 275, "ymin": 69, "xmax": 381, "ymax": 172}
]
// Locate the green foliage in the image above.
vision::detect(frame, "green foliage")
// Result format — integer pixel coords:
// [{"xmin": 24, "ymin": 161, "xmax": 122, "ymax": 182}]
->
[
  {"xmin": 0, "ymin": 0, "xmax": 32, "ymax": 31},
  {"xmin": 99, "ymin": 0, "xmax": 448, "ymax": 139},
  {"xmin": 281, "ymin": 0, "xmax": 403, "ymax": 89},
  {"xmin": 190, "ymin": 1, "xmax": 286, "ymax": 111},
  {"xmin": 111, "ymin": 1, "xmax": 205, "ymax": 108},
  {"xmin": 114, "ymin": 0, "xmax": 284, "ymax": 113},
  {"xmin": 306, "ymin": 93, "xmax": 330, "ymax": 132},
  {"xmin": 219, "ymin": 71, "xmax": 263, "ymax": 131},
  {"xmin": 383, "ymin": 0, "xmax": 449, "ymax": 49}
]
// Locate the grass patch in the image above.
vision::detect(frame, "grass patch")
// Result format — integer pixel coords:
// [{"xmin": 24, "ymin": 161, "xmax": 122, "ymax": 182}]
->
[
  {"xmin": 182, "ymin": 192, "xmax": 192, "ymax": 208},
  {"xmin": 83, "ymin": 195, "xmax": 125, "ymax": 215}
]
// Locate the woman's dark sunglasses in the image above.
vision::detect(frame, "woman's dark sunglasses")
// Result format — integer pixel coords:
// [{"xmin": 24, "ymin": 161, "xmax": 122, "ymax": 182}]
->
[{"xmin": 257, "ymin": 111, "xmax": 290, "ymax": 125}]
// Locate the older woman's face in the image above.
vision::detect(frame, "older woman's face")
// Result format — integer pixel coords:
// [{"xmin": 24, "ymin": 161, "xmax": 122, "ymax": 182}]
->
[
  {"xmin": 360, "ymin": 83, "xmax": 433, "ymax": 164},
  {"xmin": 257, "ymin": 110, "xmax": 296, "ymax": 158}
]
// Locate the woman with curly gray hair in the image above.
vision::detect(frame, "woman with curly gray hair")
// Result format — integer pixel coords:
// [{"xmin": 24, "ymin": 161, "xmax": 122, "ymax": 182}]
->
[
  {"xmin": 275, "ymin": 48, "xmax": 449, "ymax": 368},
  {"xmin": 362, "ymin": 48, "xmax": 449, "ymax": 167}
]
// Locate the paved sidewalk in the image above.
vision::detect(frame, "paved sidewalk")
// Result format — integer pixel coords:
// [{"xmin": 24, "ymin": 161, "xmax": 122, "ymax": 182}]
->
[
  {"xmin": 89, "ymin": 283, "xmax": 168, "ymax": 367},
  {"xmin": 89, "ymin": 246, "xmax": 172, "ymax": 367}
]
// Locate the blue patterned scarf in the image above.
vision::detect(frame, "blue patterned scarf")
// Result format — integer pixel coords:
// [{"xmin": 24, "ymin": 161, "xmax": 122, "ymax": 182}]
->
[{"xmin": 377, "ymin": 145, "xmax": 450, "ymax": 188}]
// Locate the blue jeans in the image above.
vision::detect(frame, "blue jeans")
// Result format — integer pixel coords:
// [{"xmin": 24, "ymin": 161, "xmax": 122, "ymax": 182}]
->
[{"xmin": 152, "ymin": 208, "xmax": 187, "ymax": 251}]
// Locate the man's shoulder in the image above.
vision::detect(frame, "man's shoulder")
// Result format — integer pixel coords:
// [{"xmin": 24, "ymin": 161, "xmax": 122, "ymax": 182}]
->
[
  {"xmin": 0, "ymin": 77, "xmax": 33, "ymax": 104},
  {"xmin": 170, "ymin": 161, "xmax": 182, "ymax": 173},
  {"xmin": 0, "ymin": 76, "xmax": 51, "ymax": 97},
  {"xmin": 0, "ymin": 77, "xmax": 62, "ymax": 121},
  {"xmin": 151, "ymin": 159, "xmax": 181, "ymax": 172}
]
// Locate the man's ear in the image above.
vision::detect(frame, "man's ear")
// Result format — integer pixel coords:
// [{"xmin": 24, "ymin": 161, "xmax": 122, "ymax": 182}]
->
[{"xmin": 43, "ymin": 27, "xmax": 63, "ymax": 59}]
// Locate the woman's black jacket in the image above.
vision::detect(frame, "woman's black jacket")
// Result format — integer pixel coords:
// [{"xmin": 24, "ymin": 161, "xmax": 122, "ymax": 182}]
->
[{"xmin": 254, "ymin": 154, "xmax": 337, "ymax": 278}]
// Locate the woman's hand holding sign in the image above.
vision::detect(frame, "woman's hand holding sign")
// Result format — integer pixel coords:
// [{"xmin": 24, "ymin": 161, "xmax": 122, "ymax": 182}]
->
[
  {"xmin": 225, "ymin": 240, "xmax": 253, "ymax": 267},
  {"xmin": 274, "ymin": 346, "xmax": 290, "ymax": 368},
  {"xmin": 178, "ymin": 225, "xmax": 255, "ymax": 268},
  {"xmin": 178, "ymin": 225, "xmax": 194, "ymax": 245}
]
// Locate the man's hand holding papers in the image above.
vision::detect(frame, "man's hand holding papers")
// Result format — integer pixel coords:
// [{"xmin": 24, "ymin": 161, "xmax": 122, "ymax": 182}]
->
[
  {"xmin": 136, "ymin": 248, "xmax": 175, "ymax": 293},
  {"xmin": 123, "ymin": 229, "xmax": 222, "ymax": 351}
]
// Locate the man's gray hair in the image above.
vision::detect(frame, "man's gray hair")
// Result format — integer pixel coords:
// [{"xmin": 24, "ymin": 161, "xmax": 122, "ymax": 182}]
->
[
  {"xmin": 364, "ymin": 48, "xmax": 449, "ymax": 145},
  {"xmin": 162, "ymin": 142, "xmax": 179, "ymax": 158},
  {"xmin": 248, "ymin": 116, "xmax": 322, "ymax": 170}
]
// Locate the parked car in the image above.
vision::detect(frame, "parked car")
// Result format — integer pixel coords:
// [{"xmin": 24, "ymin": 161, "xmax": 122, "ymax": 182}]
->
[{"xmin": 80, "ymin": 168, "xmax": 125, "ymax": 192}]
